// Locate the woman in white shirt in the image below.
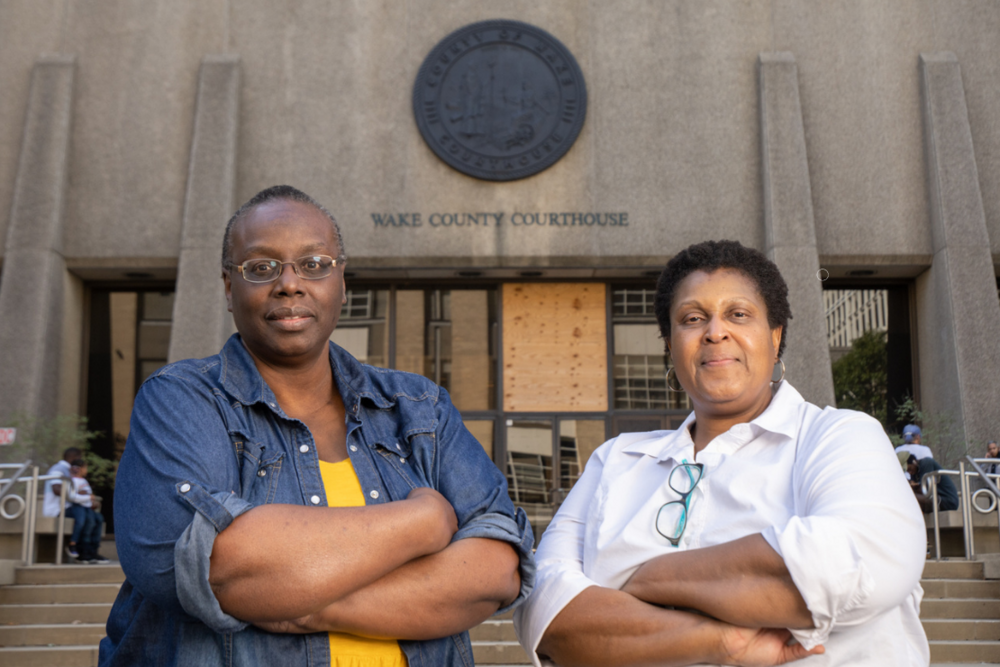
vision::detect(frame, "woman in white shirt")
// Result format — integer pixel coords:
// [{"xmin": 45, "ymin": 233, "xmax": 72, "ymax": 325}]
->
[{"xmin": 514, "ymin": 240, "xmax": 928, "ymax": 666}]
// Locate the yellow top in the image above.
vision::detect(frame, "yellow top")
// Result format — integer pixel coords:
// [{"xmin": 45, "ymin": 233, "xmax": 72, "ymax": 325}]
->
[{"xmin": 319, "ymin": 458, "xmax": 408, "ymax": 667}]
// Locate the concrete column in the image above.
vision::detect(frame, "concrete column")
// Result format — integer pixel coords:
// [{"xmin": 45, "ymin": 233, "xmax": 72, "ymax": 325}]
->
[
  {"xmin": 758, "ymin": 53, "xmax": 835, "ymax": 408},
  {"xmin": 0, "ymin": 56, "xmax": 76, "ymax": 422},
  {"xmin": 168, "ymin": 55, "xmax": 241, "ymax": 363},
  {"xmin": 915, "ymin": 52, "xmax": 1000, "ymax": 450}
]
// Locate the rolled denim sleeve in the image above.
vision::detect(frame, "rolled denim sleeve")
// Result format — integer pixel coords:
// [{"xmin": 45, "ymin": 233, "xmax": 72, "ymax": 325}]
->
[
  {"xmin": 115, "ymin": 371, "xmax": 249, "ymax": 629},
  {"xmin": 430, "ymin": 387, "xmax": 536, "ymax": 613},
  {"xmin": 761, "ymin": 413, "xmax": 926, "ymax": 649},
  {"xmin": 174, "ymin": 484, "xmax": 253, "ymax": 633}
]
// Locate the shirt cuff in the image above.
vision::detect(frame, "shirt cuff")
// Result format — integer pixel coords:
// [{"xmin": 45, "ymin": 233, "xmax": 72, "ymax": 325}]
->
[
  {"xmin": 454, "ymin": 506, "xmax": 536, "ymax": 615},
  {"xmin": 173, "ymin": 482, "xmax": 253, "ymax": 634},
  {"xmin": 762, "ymin": 517, "xmax": 874, "ymax": 649},
  {"xmin": 513, "ymin": 564, "xmax": 599, "ymax": 667}
]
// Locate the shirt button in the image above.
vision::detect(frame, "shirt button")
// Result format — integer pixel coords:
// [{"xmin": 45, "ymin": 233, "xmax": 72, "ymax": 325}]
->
[
  {"xmin": 257, "ymin": 469, "xmax": 267, "ymax": 477},
  {"xmin": 310, "ymin": 495, "xmax": 321, "ymax": 505},
  {"xmin": 369, "ymin": 490, "xmax": 379, "ymax": 499},
  {"xmin": 350, "ymin": 445, "xmax": 358, "ymax": 452},
  {"xmin": 269, "ymin": 402, "xmax": 276, "ymax": 408},
  {"xmin": 299, "ymin": 445, "xmax": 309, "ymax": 453},
  {"xmin": 179, "ymin": 483, "xmax": 191, "ymax": 493},
  {"xmin": 399, "ymin": 457, "xmax": 406, "ymax": 464},
  {"xmin": 395, "ymin": 443, "xmax": 401, "ymax": 450}
]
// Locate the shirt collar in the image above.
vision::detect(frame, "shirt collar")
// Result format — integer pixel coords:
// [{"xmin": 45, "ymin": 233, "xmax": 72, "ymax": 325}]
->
[
  {"xmin": 218, "ymin": 333, "xmax": 399, "ymax": 411},
  {"xmin": 620, "ymin": 380, "xmax": 805, "ymax": 461}
]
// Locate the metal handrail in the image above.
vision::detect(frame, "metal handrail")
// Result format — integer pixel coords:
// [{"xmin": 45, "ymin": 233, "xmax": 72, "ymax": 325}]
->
[
  {"xmin": 964, "ymin": 456, "xmax": 1000, "ymax": 561},
  {"xmin": 0, "ymin": 460, "xmax": 32, "ymax": 503},
  {"xmin": 0, "ymin": 462, "xmax": 73, "ymax": 565},
  {"xmin": 924, "ymin": 461, "xmax": 1000, "ymax": 561}
]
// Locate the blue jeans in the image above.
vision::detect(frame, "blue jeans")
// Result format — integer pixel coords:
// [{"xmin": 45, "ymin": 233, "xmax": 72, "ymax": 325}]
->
[{"xmin": 66, "ymin": 503, "xmax": 104, "ymax": 558}]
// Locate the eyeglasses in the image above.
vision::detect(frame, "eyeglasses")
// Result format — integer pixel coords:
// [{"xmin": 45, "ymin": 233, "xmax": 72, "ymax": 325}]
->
[
  {"xmin": 229, "ymin": 255, "xmax": 342, "ymax": 283},
  {"xmin": 655, "ymin": 462, "xmax": 704, "ymax": 546}
]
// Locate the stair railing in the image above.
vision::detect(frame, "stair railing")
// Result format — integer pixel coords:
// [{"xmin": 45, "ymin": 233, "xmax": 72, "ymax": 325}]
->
[
  {"xmin": 0, "ymin": 462, "xmax": 72, "ymax": 565},
  {"xmin": 962, "ymin": 457, "xmax": 1000, "ymax": 561},
  {"xmin": 926, "ymin": 460, "xmax": 1000, "ymax": 561}
]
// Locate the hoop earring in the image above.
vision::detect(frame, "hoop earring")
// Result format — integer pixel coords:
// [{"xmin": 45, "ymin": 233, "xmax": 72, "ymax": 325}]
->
[
  {"xmin": 771, "ymin": 358, "xmax": 786, "ymax": 385},
  {"xmin": 665, "ymin": 367, "xmax": 684, "ymax": 393}
]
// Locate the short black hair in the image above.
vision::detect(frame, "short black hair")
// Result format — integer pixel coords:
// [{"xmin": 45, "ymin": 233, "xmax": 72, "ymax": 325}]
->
[
  {"xmin": 69, "ymin": 458, "xmax": 86, "ymax": 469},
  {"xmin": 221, "ymin": 185, "xmax": 346, "ymax": 271},
  {"xmin": 653, "ymin": 240, "xmax": 791, "ymax": 358},
  {"xmin": 63, "ymin": 447, "xmax": 83, "ymax": 461}
]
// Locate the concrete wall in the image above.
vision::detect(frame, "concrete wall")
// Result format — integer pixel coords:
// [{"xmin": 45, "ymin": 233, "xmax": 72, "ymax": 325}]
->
[
  {"xmin": 2, "ymin": 1, "xmax": 1000, "ymax": 430},
  {"xmin": 0, "ymin": 2, "xmax": 998, "ymax": 267}
]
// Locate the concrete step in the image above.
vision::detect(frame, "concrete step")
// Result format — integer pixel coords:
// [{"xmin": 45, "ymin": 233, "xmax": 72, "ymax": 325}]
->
[
  {"xmin": 14, "ymin": 565, "xmax": 123, "ymax": 586},
  {"xmin": 921, "ymin": 598, "xmax": 1000, "ymax": 619},
  {"xmin": 0, "ymin": 603, "xmax": 112, "ymax": 625},
  {"xmin": 0, "ymin": 645, "xmax": 98, "ymax": 667},
  {"xmin": 923, "ymin": 619, "xmax": 1000, "ymax": 641},
  {"xmin": 0, "ymin": 583, "xmax": 120, "ymax": 605},
  {"xmin": 0, "ymin": 623, "xmax": 106, "ymax": 647},
  {"xmin": 470, "ymin": 619, "xmax": 518, "ymax": 642},
  {"xmin": 472, "ymin": 640, "xmax": 531, "ymax": 665},
  {"xmin": 923, "ymin": 579, "xmax": 1000, "ymax": 599},
  {"xmin": 929, "ymin": 640, "xmax": 1000, "ymax": 663},
  {"xmin": 923, "ymin": 561, "xmax": 985, "ymax": 580}
]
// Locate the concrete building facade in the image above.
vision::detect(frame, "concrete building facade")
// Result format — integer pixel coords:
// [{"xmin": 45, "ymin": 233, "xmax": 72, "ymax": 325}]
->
[{"xmin": 2, "ymin": 2, "xmax": 1000, "ymax": 526}]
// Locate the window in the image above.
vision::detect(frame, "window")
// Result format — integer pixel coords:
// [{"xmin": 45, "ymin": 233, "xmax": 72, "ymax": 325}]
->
[
  {"xmin": 611, "ymin": 287, "xmax": 689, "ymax": 411},
  {"xmin": 332, "ymin": 289, "xmax": 389, "ymax": 368}
]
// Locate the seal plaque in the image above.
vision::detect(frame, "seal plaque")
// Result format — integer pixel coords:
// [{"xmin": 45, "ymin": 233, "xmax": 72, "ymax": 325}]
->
[{"xmin": 413, "ymin": 20, "xmax": 587, "ymax": 181}]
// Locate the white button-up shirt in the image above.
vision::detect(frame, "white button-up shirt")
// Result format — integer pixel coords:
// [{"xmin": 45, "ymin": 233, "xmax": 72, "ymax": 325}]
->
[{"xmin": 514, "ymin": 382, "xmax": 929, "ymax": 666}]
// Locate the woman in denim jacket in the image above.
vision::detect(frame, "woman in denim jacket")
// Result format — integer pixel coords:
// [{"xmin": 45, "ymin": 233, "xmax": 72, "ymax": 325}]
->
[{"xmin": 100, "ymin": 186, "xmax": 534, "ymax": 667}]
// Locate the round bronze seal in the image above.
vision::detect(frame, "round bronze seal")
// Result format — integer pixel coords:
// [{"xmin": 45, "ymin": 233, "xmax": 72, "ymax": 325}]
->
[{"xmin": 413, "ymin": 20, "xmax": 587, "ymax": 181}]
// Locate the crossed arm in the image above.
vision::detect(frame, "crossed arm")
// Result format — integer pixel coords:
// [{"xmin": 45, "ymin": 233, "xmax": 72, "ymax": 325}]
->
[
  {"xmin": 536, "ymin": 536, "xmax": 816, "ymax": 667},
  {"xmin": 119, "ymin": 374, "xmax": 524, "ymax": 640},
  {"xmin": 620, "ymin": 534, "xmax": 813, "ymax": 629},
  {"xmin": 209, "ymin": 489, "xmax": 521, "ymax": 638}
]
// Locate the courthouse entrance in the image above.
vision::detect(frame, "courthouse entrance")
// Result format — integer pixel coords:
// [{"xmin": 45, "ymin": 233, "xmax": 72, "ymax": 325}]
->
[{"xmin": 80, "ymin": 278, "xmax": 693, "ymax": 541}]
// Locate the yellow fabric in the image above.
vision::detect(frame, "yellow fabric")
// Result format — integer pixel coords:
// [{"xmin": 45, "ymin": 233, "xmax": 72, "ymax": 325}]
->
[{"xmin": 318, "ymin": 459, "xmax": 407, "ymax": 667}]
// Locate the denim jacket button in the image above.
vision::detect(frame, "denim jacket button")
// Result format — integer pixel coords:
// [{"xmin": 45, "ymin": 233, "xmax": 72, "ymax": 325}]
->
[
  {"xmin": 400, "ymin": 457, "xmax": 406, "ymax": 464},
  {"xmin": 350, "ymin": 445, "xmax": 358, "ymax": 452},
  {"xmin": 310, "ymin": 495, "xmax": 321, "ymax": 505},
  {"xmin": 179, "ymin": 483, "xmax": 191, "ymax": 493},
  {"xmin": 395, "ymin": 443, "xmax": 401, "ymax": 450},
  {"xmin": 299, "ymin": 444, "xmax": 309, "ymax": 453},
  {"xmin": 257, "ymin": 469, "xmax": 266, "ymax": 477},
  {"xmin": 369, "ymin": 490, "xmax": 379, "ymax": 499}
]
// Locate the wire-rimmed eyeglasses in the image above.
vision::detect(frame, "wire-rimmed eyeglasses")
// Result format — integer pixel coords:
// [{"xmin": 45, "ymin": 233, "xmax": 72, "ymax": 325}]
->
[
  {"xmin": 655, "ymin": 462, "xmax": 704, "ymax": 546},
  {"xmin": 228, "ymin": 255, "xmax": 343, "ymax": 283}
]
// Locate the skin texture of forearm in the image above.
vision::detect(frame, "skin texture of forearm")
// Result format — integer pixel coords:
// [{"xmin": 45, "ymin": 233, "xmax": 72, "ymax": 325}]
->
[
  {"xmin": 209, "ymin": 497, "xmax": 452, "ymax": 622},
  {"xmin": 258, "ymin": 538, "xmax": 521, "ymax": 639},
  {"xmin": 537, "ymin": 586, "xmax": 820, "ymax": 667},
  {"xmin": 621, "ymin": 534, "xmax": 813, "ymax": 629},
  {"xmin": 539, "ymin": 586, "xmax": 725, "ymax": 667}
]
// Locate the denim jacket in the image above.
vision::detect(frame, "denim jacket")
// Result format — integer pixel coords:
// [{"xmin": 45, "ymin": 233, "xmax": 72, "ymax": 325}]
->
[{"xmin": 100, "ymin": 334, "xmax": 535, "ymax": 667}]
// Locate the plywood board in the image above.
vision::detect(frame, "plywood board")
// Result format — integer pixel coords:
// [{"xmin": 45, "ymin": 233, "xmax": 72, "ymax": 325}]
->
[{"xmin": 503, "ymin": 284, "xmax": 608, "ymax": 412}]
